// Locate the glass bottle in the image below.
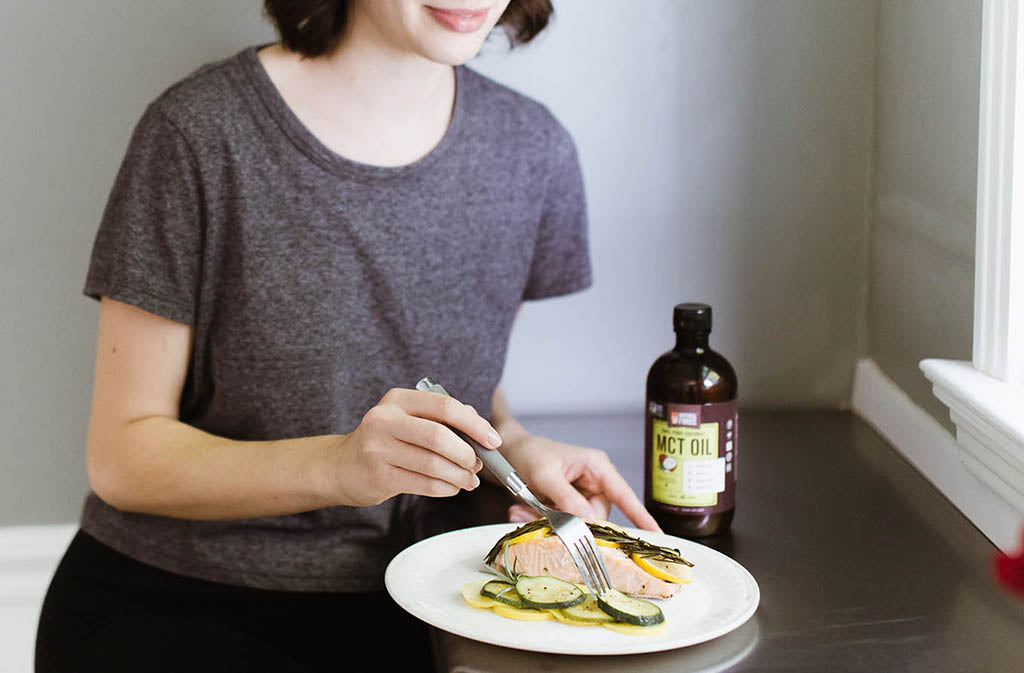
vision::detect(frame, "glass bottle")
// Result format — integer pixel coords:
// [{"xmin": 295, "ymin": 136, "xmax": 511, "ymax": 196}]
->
[{"xmin": 644, "ymin": 303, "xmax": 738, "ymax": 537}]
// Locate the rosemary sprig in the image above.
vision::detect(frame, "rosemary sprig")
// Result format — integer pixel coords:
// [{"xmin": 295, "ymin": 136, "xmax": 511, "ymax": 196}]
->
[
  {"xmin": 483, "ymin": 519, "xmax": 694, "ymax": 569},
  {"xmin": 484, "ymin": 519, "xmax": 549, "ymax": 567},
  {"xmin": 499, "ymin": 541, "xmax": 523, "ymax": 583},
  {"xmin": 587, "ymin": 523, "xmax": 695, "ymax": 567}
]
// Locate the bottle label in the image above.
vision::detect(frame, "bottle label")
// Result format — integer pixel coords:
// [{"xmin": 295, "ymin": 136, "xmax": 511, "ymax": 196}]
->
[{"xmin": 648, "ymin": 401, "xmax": 737, "ymax": 512}]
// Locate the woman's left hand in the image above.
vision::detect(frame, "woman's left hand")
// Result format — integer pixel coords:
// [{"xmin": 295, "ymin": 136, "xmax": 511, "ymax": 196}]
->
[{"xmin": 498, "ymin": 432, "xmax": 661, "ymax": 533}]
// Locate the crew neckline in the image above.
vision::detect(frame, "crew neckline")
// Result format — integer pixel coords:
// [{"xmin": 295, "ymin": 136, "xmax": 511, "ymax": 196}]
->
[{"xmin": 239, "ymin": 45, "xmax": 467, "ymax": 181}]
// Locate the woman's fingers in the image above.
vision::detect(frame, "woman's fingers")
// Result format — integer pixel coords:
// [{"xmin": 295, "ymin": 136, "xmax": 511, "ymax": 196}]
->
[
  {"xmin": 349, "ymin": 390, "xmax": 493, "ymax": 503},
  {"xmin": 507, "ymin": 503, "xmax": 539, "ymax": 523},
  {"xmin": 523, "ymin": 452, "xmax": 657, "ymax": 531},
  {"xmin": 388, "ymin": 464, "xmax": 464, "ymax": 498},
  {"xmin": 594, "ymin": 466, "xmax": 661, "ymax": 532},
  {"xmin": 530, "ymin": 469, "xmax": 599, "ymax": 521},
  {"xmin": 382, "ymin": 388, "xmax": 502, "ymax": 451},
  {"xmin": 385, "ymin": 439, "xmax": 481, "ymax": 491},
  {"xmin": 388, "ymin": 412, "xmax": 480, "ymax": 473},
  {"xmin": 587, "ymin": 494, "xmax": 612, "ymax": 521}
]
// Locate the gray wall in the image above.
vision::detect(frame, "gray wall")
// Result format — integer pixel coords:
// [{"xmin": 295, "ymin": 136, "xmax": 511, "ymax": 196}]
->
[
  {"xmin": 1, "ymin": 2, "xmax": 277, "ymax": 526},
  {"xmin": 487, "ymin": 0, "xmax": 877, "ymax": 415},
  {"xmin": 868, "ymin": 0, "xmax": 982, "ymax": 432},
  {"xmin": 1, "ymin": 0, "xmax": 877, "ymax": 525}
]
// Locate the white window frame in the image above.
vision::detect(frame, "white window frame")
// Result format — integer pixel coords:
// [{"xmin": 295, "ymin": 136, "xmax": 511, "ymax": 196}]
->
[{"xmin": 920, "ymin": 0, "xmax": 1024, "ymax": 531}]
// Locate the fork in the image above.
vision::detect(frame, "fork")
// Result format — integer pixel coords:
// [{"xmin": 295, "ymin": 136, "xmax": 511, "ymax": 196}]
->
[{"xmin": 415, "ymin": 377, "xmax": 614, "ymax": 597}]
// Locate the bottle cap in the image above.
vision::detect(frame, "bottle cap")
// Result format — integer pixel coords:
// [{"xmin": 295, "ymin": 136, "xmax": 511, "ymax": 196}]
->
[{"xmin": 673, "ymin": 303, "xmax": 712, "ymax": 332}]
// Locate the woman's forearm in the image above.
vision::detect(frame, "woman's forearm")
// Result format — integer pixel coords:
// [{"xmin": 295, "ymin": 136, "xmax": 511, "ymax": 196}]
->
[
  {"xmin": 86, "ymin": 297, "xmax": 496, "ymax": 521},
  {"xmin": 91, "ymin": 390, "xmax": 510, "ymax": 520},
  {"xmin": 88, "ymin": 415, "xmax": 343, "ymax": 520},
  {"xmin": 86, "ymin": 298, "xmax": 348, "ymax": 521}
]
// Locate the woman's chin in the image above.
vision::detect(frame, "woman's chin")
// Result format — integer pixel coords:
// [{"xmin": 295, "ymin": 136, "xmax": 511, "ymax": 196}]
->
[{"xmin": 415, "ymin": 34, "xmax": 494, "ymax": 66}]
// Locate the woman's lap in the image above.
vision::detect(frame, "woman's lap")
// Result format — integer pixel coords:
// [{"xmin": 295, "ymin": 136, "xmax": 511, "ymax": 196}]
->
[
  {"xmin": 35, "ymin": 530, "xmax": 435, "ymax": 672},
  {"xmin": 38, "ymin": 612, "xmax": 310, "ymax": 672}
]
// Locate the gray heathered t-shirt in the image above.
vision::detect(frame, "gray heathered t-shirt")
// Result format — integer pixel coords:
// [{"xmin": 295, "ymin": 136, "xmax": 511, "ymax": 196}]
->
[{"xmin": 80, "ymin": 46, "xmax": 591, "ymax": 592}]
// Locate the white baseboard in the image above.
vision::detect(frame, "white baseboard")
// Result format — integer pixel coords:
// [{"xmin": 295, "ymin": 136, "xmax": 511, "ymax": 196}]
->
[
  {"xmin": 852, "ymin": 358, "xmax": 1021, "ymax": 551},
  {"xmin": 0, "ymin": 523, "xmax": 76, "ymax": 673},
  {"xmin": 0, "ymin": 524, "xmax": 77, "ymax": 599}
]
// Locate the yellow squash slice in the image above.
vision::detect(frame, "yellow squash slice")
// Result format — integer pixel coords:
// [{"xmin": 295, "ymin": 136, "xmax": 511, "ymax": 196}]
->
[
  {"xmin": 461, "ymin": 579, "xmax": 499, "ymax": 609},
  {"xmin": 603, "ymin": 621, "xmax": 669, "ymax": 636},
  {"xmin": 492, "ymin": 604, "xmax": 554, "ymax": 621}
]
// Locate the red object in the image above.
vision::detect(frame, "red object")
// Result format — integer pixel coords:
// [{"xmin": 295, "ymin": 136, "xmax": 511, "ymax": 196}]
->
[{"xmin": 994, "ymin": 528, "xmax": 1024, "ymax": 597}]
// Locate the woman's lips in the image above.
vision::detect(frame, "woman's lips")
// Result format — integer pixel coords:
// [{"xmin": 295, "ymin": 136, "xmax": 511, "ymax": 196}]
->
[{"xmin": 425, "ymin": 6, "xmax": 490, "ymax": 33}]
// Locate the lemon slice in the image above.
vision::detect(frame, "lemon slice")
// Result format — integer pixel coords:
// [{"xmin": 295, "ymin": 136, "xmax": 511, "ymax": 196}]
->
[
  {"xmin": 594, "ymin": 538, "xmax": 620, "ymax": 549},
  {"xmin": 506, "ymin": 526, "xmax": 550, "ymax": 546},
  {"xmin": 631, "ymin": 554, "xmax": 693, "ymax": 584}
]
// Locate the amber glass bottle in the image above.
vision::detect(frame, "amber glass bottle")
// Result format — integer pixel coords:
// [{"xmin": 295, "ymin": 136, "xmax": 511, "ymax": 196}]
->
[{"xmin": 644, "ymin": 303, "xmax": 738, "ymax": 538}]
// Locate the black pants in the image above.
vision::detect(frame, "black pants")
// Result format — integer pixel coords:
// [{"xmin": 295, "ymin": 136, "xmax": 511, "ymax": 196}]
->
[{"xmin": 35, "ymin": 530, "xmax": 437, "ymax": 672}]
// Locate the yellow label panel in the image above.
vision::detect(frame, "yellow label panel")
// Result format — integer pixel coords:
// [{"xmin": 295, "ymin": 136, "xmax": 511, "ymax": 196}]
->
[{"xmin": 650, "ymin": 419, "xmax": 722, "ymax": 507}]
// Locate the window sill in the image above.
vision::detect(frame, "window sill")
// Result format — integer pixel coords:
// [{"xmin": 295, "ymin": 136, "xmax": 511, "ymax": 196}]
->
[{"xmin": 920, "ymin": 359, "xmax": 1024, "ymax": 516}]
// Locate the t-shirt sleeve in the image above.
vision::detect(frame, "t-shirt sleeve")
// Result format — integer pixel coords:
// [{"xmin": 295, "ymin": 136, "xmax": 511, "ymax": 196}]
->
[
  {"xmin": 521, "ymin": 123, "xmax": 593, "ymax": 301},
  {"xmin": 83, "ymin": 103, "xmax": 203, "ymax": 325}
]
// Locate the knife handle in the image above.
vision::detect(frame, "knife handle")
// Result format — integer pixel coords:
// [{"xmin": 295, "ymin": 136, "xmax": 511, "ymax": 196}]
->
[{"xmin": 415, "ymin": 377, "xmax": 525, "ymax": 496}]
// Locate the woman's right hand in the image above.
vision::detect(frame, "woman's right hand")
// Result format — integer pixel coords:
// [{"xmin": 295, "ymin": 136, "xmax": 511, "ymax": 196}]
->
[{"xmin": 331, "ymin": 388, "xmax": 502, "ymax": 506}]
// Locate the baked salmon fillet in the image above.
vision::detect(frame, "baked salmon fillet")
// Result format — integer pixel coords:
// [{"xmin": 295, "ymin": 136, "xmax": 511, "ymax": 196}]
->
[{"xmin": 483, "ymin": 520, "xmax": 693, "ymax": 599}]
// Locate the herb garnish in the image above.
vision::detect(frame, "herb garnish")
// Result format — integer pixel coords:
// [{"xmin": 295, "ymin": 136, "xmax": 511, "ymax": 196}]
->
[{"xmin": 484, "ymin": 519, "xmax": 694, "ymax": 569}]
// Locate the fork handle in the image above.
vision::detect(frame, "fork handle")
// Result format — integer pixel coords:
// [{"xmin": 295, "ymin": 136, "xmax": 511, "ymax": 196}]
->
[
  {"xmin": 454, "ymin": 426, "xmax": 533, "ymax": 499},
  {"xmin": 415, "ymin": 377, "xmax": 532, "ymax": 500}
]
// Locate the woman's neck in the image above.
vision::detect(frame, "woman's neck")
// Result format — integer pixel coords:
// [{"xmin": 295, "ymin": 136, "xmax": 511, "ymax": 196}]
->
[{"xmin": 258, "ymin": 27, "xmax": 456, "ymax": 167}]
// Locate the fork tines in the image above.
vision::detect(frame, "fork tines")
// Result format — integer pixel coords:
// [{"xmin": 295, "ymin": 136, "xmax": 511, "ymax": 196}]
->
[{"xmin": 574, "ymin": 536, "xmax": 612, "ymax": 595}]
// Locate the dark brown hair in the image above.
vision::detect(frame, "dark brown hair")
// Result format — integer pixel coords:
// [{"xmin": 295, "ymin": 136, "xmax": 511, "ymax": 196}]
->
[{"xmin": 263, "ymin": 0, "xmax": 554, "ymax": 58}]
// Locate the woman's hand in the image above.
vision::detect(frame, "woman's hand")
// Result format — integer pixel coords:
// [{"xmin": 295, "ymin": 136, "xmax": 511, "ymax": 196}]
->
[
  {"xmin": 332, "ymin": 388, "xmax": 501, "ymax": 506},
  {"xmin": 499, "ymin": 433, "xmax": 662, "ymax": 533}
]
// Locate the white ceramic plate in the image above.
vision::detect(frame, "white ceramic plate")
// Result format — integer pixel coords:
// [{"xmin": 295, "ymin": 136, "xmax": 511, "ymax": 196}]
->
[{"xmin": 384, "ymin": 523, "xmax": 759, "ymax": 656}]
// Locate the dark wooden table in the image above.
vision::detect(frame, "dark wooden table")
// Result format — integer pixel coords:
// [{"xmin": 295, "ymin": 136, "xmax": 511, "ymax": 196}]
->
[{"xmin": 413, "ymin": 410, "xmax": 1024, "ymax": 673}]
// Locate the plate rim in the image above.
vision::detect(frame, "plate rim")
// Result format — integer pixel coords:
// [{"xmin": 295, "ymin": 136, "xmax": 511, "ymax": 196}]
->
[{"xmin": 385, "ymin": 522, "xmax": 760, "ymax": 656}]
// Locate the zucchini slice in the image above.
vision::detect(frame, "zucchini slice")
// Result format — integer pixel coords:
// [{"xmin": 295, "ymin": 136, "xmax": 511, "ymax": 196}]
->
[
  {"xmin": 559, "ymin": 596, "xmax": 616, "ymax": 624},
  {"xmin": 514, "ymin": 576, "xmax": 586, "ymax": 610},
  {"xmin": 480, "ymin": 580, "xmax": 527, "ymax": 608},
  {"xmin": 550, "ymin": 609, "xmax": 602, "ymax": 627},
  {"xmin": 596, "ymin": 589, "xmax": 665, "ymax": 626}
]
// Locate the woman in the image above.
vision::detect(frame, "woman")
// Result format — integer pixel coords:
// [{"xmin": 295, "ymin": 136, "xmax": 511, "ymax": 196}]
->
[{"xmin": 35, "ymin": 1, "xmax": 659, "ymax": 670}]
